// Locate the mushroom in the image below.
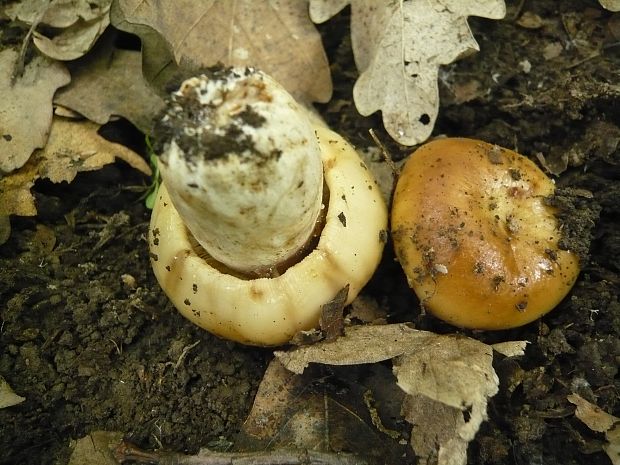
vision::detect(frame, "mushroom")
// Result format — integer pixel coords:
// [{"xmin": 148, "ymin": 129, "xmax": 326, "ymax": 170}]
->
[
  {"xmin": 148, "ymin": 67, "xmax": 387, "ymax": 346},
  {"xmin": 391, "ymin": 138, "xmax": 580, "ymax": 330}
]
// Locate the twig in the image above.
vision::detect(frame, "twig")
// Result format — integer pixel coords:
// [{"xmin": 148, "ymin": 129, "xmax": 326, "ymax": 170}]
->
[
  {"xmin": 113, "ymin": 440, "xmax": 368, "ymax": 465},
  {"xmin": 12, "ymin": 0, "xmax": 52, "ymax": 83},
  {"xmin": 368, "ymin": 128, "xmax": 399, "ymax": 179}
]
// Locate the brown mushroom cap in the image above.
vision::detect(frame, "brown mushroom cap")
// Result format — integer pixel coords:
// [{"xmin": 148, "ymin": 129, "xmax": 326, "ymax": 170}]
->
[{"xmin": 391, "ymin": 138, "xmax": 580, "ymax": 330}]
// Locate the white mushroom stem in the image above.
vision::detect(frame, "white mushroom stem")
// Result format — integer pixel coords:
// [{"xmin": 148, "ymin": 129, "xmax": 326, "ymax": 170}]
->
[
  {"xmin": 157, "ymin": 68, "xmax": 324, "ymax": 274},
  {"xmin": 149, "ymin": 67, "xmax": 388, "ymax": 345}
]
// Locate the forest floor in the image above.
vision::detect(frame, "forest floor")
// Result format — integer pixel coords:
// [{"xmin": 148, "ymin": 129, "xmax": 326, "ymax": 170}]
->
[{"xmin": 1, "ymin": 1, "xmax": 619, "ymax": 464}]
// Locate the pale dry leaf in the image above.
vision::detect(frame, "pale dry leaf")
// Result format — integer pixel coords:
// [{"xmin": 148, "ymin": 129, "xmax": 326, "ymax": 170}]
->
[
  {"xmin": 0, "ymin": 375, "xmax": 25, "ymax": 408},
  {"xmin": 274, "ymin": 324, "xmax": 434, "ymax": 374},
  {"xmin": 402, "ymin": 394, "xmax": 467, "ymax": 465},
  {"xmin": 568, "ymin": 394, "xmax": 620, "ymax": 465},
  {"xmin": 33, "ymin": 13, "xmax": 111, "ymax": 61},
  {"xmin": 395, "ymin": 337, "xmax": 498, "ymax": 465},
  {"xmin": 310, "ymin": 0, "xmax": 506, "ymax": 145},
  {"xmin": 491, "ymin": 340, "xmax": 527, "ymax": 357},
  {"xmin": 7, "ymin": 0, "xmax": 112, "ymax": 28},
  {"xmin": 68, "ymin": 431, "xmax": 123, "ymax": 465},
  {"xmin": 0, "ymin": 49, "xmax": 70, "ymax": 175},
  {"xmin": 54, "ymin": 35, "xmax": 166, "ymax": 133},
  {"xmin": 568, "ymin": 394, "xmax": 618, "ymax": 433},
  {"xmin": 7, "ymin": 0, "xmax": 111, "ymax": 60},
  {"xmin": 599, "ymin": 0, "xmax": 620, "ymax": 11},
  {"xmin": 110, "ymin": 0, "xmax": 332, "ymax": 103},
  {"xmin": 0, "ymin": 118, "xmax": 151, "ymax": 216},
  {"xmin": 393, "ymin": 335, "xmax": 498, "ymax": 414}
]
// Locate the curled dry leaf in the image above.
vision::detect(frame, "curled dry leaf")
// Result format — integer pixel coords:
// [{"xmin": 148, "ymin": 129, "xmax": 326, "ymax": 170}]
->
[
  {"xmin": 110, "ymin": 0, "xmax": 332, "ymax": 104},
  {"xmin": 54, "ymin": 35, "xmax": 166, "ymax": 133},
  {"xmin": 568, "ymin": 394, "xmax": 620, "ymax": 465},
  {"xmin": 0, "ymin": 49, "xmax": 70, "ymax": 175},
  {"xmin": 310, "ymin": 0, "xmax": 506, "ymax": 145},
  {"xmin": 7, "ymin": 0, "xmax": 111, "ymax": 60},
  {"xmin": 0, "ymin": 118, "xmax": 151, "ymax": 216}
]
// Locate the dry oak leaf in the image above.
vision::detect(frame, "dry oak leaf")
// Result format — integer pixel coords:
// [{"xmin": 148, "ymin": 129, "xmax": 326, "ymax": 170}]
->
[
  {"xmin": 310, "ymin": 0, "xmax": 506, "ymax": 145},
  {"xmin": 7, "ymin": 0, "xmax": 111, "ymax": 60},
  {"xmin": 0, "ymin": 118, "xmax": 151, "ymax": 216},
  {"xmin": 109, "ymin": 0, "xmax": 332, "ymax": 104},
  {"xmin": 54, "ymin": 35, "xmax": 165, "ymax": 134},
  {"xmin": 0, "ymin": 49, "xmax": 70, "ymax": 175}
]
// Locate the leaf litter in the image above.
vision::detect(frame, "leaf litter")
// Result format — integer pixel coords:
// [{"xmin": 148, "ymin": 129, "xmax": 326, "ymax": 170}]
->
[
  {"xmin": 310, "ymin": 0, "xmax": 506, "ymax": 145},
  {"xmin": 275, "ymin": 323, "xmax": 525, "ymax": 465},
  {"xmin": 0, "ymin": 48, "xmax": 70, "ymax": 175}
]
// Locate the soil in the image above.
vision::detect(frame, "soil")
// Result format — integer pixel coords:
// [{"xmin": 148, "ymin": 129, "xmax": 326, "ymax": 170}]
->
[{"xmin": 1, "ymin": 1, "xmax": 619, "ymax": 465}]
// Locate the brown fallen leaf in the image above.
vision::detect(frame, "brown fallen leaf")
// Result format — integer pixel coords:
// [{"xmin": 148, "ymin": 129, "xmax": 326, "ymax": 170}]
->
[
  {"xmin": 110, "ymin": 0, "xmax": 332, "ymax": 104},
  {"xmin": 237, "ymin": 359, "xmax": 408, "ymax": 464},
  {"xmin": 68, "ymin": 431, "xmax": 123, "ymax": 465},
  {"xmin": 319, "ymin": 284, "xmax": 348, "ymax": 341},
  {"xmin": 0, "ymin": 49, "xmax": 70, "ymax": 175},
  {"xmin": 310, "ymin": 0, "xmax": 506, "ymax": 145},
  {"xmin": 0, "ymin": 117, "xmax": 151, "ymax": 216},
  {"xmin": 54, "ymin": 34, "xmax": 166, "ymax": 133}
]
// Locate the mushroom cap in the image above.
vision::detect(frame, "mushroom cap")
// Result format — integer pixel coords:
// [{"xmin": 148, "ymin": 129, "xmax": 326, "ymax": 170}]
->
[
  {"xmin": 149, "ymin": 127, "xmax": 387, "ymax": 345},
  {"xmin": 391, "ymin": 138, "xmax": 580, "ymax": 330}
]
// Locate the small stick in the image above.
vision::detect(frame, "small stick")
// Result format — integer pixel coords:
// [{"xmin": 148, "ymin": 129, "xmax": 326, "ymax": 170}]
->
[{"xmin": 113, "ymin": 440, "xmax": 368, "ymax": 465}]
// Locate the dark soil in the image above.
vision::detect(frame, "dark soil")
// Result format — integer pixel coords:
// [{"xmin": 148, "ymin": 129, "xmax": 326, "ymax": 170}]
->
[{"xmin": 1, "ymin": 1, "xmax": 619, "ymax": 465}]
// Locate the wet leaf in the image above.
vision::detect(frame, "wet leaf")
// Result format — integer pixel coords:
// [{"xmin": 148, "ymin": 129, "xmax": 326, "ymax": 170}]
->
[
  {"xmin": 310, "ymin": 0, "xmax": 506, "ymax": 145},
  {"xmin": 0, "ymin": 118, "xmax": 151, "ymax": 216},
  {"xmin": 110, "ymin": 0, "xmax": 332, "ymax": 103},
  {"xmin": 0, "ymin": 49, "xmax": 70, "ymax": 175},
  {"xmin": 54, "ymin": 34, "xmax": 166, "ymax": 133}
]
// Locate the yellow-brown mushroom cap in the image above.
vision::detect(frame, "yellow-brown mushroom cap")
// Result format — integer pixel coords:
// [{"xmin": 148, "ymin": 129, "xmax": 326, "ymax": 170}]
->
[{"xmin": 391, "ymin": 138, "xmax": 580, "ymax": 330}]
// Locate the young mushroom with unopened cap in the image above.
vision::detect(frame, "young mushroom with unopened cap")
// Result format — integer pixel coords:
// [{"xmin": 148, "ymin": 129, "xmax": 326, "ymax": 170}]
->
[
  {"xmin": 149, "ymin": 67, "xmax": 387, "ymax": 346},
  {"xmin": 391, "ymin": 138, "xmax": 580, "ymax": 330}
]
